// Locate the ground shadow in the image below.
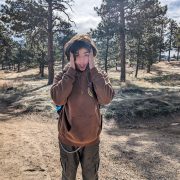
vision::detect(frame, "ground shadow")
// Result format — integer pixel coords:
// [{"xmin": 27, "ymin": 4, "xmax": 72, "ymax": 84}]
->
[
  {"xmin": 104, "ymin": 113, "xmax": 180, "ymax": 179},
  {"xmin": 26, "ymin": 84, "xmax": 48, "ymax": 93},
  {"xmin": 144, "ymin": 73, "xmax": 180, "ymax": 86},
  {"xmin": 102, "ymin": 82, "xmax": 180, "ymax": 179},
  {"xmin": 0, "ymin": 74, "xmax": 48, "ymax": 82},
  {"xmin": 168, "ymin": 62, "xmax": 180, "ymax": 68},
  {"xmin": 0, "ymin": 84, "xmax": 50, "ymax": 121},
  {"xmin": 109, "ymin": 78, "xmax": 121, "ymax": 86},
  {"xmin": 104, "ymin": 83, "xmax": 180, "ymax": 125}
]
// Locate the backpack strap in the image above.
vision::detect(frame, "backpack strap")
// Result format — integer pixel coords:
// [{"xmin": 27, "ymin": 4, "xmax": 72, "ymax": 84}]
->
[{"xmin": 86, "ymin": 70, "xmax": 98, "ymax": 100}]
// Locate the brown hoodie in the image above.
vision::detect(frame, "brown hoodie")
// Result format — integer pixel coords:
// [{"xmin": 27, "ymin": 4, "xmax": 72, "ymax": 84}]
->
[{"xmin": 50, "ymin": 64, "xmax": 114, "ymax": 146}]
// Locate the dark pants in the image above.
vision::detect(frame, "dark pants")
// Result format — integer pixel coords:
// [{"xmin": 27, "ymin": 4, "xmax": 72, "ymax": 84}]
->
[{"xmin": 59, "ymin": 142, "xmax": 100, "ymax": 180}]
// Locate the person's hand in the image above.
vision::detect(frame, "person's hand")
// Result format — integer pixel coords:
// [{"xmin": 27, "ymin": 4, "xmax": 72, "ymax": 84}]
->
[
  {"xmin": 89, "ymin": 49, "xmax": 95, "ymax": 69},
  {"xmin": 70, "ymin": 52, "xmax": 75, "ymax": 69}
]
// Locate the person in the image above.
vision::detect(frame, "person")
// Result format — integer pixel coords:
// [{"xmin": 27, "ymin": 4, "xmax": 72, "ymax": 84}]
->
[{"xmin": 50, "ymin": 34, "xmax": 114, "ymax": 180}]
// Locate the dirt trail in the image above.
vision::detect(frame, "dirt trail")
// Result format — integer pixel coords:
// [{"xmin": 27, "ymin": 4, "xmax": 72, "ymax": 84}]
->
[
  {"xmin": 0, "ymin": 112, "xmax": 180, "ymax": 180},
  {"xmin": 0, "ymin": 113, "xmax": 63, "ymax": 180}
]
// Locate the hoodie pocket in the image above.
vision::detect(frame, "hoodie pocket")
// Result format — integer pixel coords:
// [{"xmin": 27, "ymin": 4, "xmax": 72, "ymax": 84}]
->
[{"xmin": 64, "ymin": 114, "xmax": 102, "ymax": 144}]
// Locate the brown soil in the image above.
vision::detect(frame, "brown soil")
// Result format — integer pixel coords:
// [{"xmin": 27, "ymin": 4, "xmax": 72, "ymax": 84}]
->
[{"xmin": 0, "ymin": 112, "xmax": 180, "ymax": 180}]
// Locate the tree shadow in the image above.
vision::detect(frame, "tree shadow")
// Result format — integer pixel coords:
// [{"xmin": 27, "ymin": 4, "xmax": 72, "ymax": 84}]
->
[
  {"xmin": 26, "ymin": 84, "xmax": 48, "ymax": 93},
  {"xmin": 144, "ymin": 73, "xmax": 180, "ymax": 86},
  {"xmin": 151, "ymin": 61, "xmax": 180, "ymax": 75},
  {"xmin": 105, "ymin": 83, "xmax": 180, "ymax": 125},
  {"xmin": 1, "ymin": 74, "xmax": 48, "ymax": 82},
  {"xmin": 0, "ymin": 84, "xmax": 50, "ymax": 122},
  {"xmin": 109, "ymin": 77, "xmax": 121, "ymax": 86},
  {"xmin": 104, "ymin": 79, "xmax": 180, "ymax": 178},
  {"xmin": 168, "ymin": 62, "xmax": 180, "ymax": 68},
  {"xmin": 104, "ymin": 115, "xmax": 180, "ymax": 179},
  {"xmin": 0, "ymin": 92, "xmax": 26, "ymax": 121},
  {"xmin": 151, "ymin": 65, "xmax": 164, "ymax": 76}
]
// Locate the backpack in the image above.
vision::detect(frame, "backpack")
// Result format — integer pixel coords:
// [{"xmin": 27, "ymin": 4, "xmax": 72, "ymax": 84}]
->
[{"xmin": 56, "ymin": 105, "xmax": 63, "ymax": 114}]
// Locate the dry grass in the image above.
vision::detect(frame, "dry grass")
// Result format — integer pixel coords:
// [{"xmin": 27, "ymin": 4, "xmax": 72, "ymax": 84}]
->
[
  {"xmin": 106, "ymin": 61, "xmax": 180, "ymax": 124},
  {"xmin": 0, "ymin": 61, "xmax": 180, "ymax": 118},
  {"xmin": 0, "ymin": 67, "xmax": 53, "ymax": 114},
  {"xmin": 108, "ymin": 61, "xmax": 180, "ymax": 89}
]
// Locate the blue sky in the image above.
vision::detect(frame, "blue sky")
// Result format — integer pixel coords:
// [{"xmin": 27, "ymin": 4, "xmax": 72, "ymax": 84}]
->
[{"xmin": 0, "ymin": 0, "xmax": 179, "ymax": 33}]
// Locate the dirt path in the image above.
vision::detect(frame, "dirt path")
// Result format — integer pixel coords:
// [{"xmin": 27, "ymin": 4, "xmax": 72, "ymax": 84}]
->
[
  {"xmin": 0, "ymin": 113, "xmax": 64, "ymax": 180},
  {"xmin": 0, "ymin": 113, "xmax": 180, "ymax": 180}
]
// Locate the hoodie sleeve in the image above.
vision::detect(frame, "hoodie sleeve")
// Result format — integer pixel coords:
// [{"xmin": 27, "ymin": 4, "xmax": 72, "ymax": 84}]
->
[
  {"xmin": 90, "ymin": 67, "xmax": 114, "ymax": 105},
  {"xmin": 50, "ymin": 67, "xmax": 76, "ymax": 105}
]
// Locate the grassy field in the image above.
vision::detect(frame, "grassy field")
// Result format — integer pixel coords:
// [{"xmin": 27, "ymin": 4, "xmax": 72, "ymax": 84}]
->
[{"xmin": 0, "ymin": 61, "xmax": 180, "ymax": 180}]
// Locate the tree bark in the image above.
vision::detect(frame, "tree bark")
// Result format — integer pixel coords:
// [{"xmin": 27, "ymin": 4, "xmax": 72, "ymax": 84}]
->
[
  {"xmin": 159, "ymin": 22, "xmax": 164, "ymax": 62},
  {"xmin": 141, "ymin": 61, "xmax": 144, "ymax": 69},
  {"xmin": 168, "ymin": 22, "xmax": 173, "ymax": 62},
  {"xmin": 116, "ymin": 60, "xmax": 118, "ymax": 71},
  {"xmin": 119, "ymin": 0, "xmax": 126, "ymax": 82},
  {"xmin": 17, "ymin": 63, "xmax": 20, "ymax": 72},
  {"xmin": 159, "ymin": 48, "xmax": 162, "ymax": 62},
  {"xmin": 147, "ymin": 60, "xmax": 151, "ymax": 73},
  {"xmin": 41, "ymin": 63, "xmax": 45, "ymax": 77},
  {"xmin": 39, "ymin": 62, "xmax": 44, "ymax": 77},
  {"xmin": 105, "ymin": 37, "xmax": 109, "ymax": 73},
  {"xmin": 177, "ymin": 46, "xmax": 180, "ymax": 61},
  {"xmin": 1, "ymin": 62, "xmax": 4, "ymax": 70},
  {"xmin": 62, "ymin": 44, "xmax": 65, "ymax": 70},
  {"xmin": 47, "ymin": 0, "xmax": 54, "ymax": 85},
  {"xmin": 135, "ymin": 37, "xmax": 141, "ymax": 78}
]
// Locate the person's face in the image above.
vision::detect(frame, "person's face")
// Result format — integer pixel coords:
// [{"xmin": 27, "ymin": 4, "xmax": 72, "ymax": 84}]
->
[{"xmin": 74, "ymin": 48, "xmax": 90, "ymax": 71}]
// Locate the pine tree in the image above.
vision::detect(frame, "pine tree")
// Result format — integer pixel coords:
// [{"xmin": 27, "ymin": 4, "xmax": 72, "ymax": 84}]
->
[
  {"xmin": 167, "ymin": 19, "xmax": 178, "ymax": 62},
  {"xmin": 0, "ymin": 0, "xmax": 74, "ymax": 84}
]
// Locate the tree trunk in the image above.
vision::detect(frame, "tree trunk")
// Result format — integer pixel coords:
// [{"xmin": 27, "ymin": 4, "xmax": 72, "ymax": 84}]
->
[
  {"xmin": 42, "ymin": 63, "xmax": 45, "ymax": 77},
  {"xmin": 13, "ymin": 63, "xmax": 16, "ymax": 71},
  {"xmin": 141, "ymin": 61, "xmax": 144, "ymax": 69},
  {"xmin": 62, "ymin": 44, "xmax": 65, "ymax": 70},
  {"xmin": 177, "ymin": 46, "xmax": 180, "ymax": 61},
  {"xmin": 17, "ymin": 63, "xmax": 20, "ymax": 72},
  {"xmin": 116, "ymin": 61, "xmax": 118, "ymax": 71},
  {"xmin": 40, "ymin": 63, "xmax": 45, "ymax": 77},
  {"xmin": 159, "ymin": 48, "xmax": 162, "ymax": 62},
  {"xmin": 168, "ymin": 46, "xmax": 171, "ymax": 62},
  {"xmin": 135, "ymin": 59, "xmax": 139, "ymax": 78},
  {"xmin": 135, "ymin": 37, "xmax": 141, "ymax": 78},
  {"xmin": 168, "ymin": 22, "xmax": 173, "ymax": 62},
  {"xmin": 147, "ymin": 60, "xmax": 151, "ymax": 73},
  {"xmin": 39, "ymin": 64, "xmax": 41, "ymax": 75},
  {"xmin": 119, "ymin": 0, "xmax": 126, "ymax": 82},
  {"xmin": 2, "ymin": 62, "xmax": 4, "ymax": 70},
  {"xmin": 105, "ymin": 37, "xmax": 109, "ymax": 73},
  {"xmin": 159, "ymin": 22, "xmax": 164, "ymax": 62},
  {"xmin": 40, "ymin": 51, "xmax": 45, "ymax": 77},
  {"xmin": 39, "ymin": 63, "xmax": 44, "ymax": 77},
  {"xmin": 47, "ymin": 0, "xmax": 54, "ymax": 85},
  {"xmin": 8, "ymin": 63, "xmax": 11, "ymax": 70}
]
